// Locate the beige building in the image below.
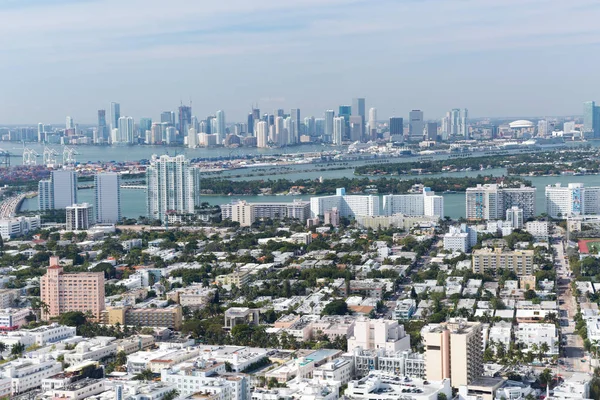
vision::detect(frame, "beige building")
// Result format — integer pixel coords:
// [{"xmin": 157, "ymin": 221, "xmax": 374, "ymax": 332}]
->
[
  {"xmin": 422, "ymin": 319, "xmax": 483, "ymax": 388},
  {"xmin": 101, "ymin": 305, "xmax": 182, "ymax": 330},
  {"xmin": 215, "ymin": 269, "xmax": 250, "ymax": 287},
  {"xmin": 40, "ymin": 265, "xmax": 105, "ymax": 321},
  {"xmin": 231, "ymin": 201, "xmax": 255, "ymax": 227},
  {"xmin": 472, "ymin": 248, "xmax": 534, "ymax": 276}
]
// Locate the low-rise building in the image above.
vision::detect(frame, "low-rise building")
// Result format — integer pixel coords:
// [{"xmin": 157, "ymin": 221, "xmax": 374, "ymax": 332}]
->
[
  {"xmin": 0, "ymin": 308, "xmax": 31, "ymax": 330},
  {"xmin": 224, "ymin": 307, "xmax": 260, "ymax": 330},
  {"xmin": 515, "ymin": 323, "xmax": 559, "ymax": 355},
  {"xmin": 348, "ymin": 318, "xmax": 410, "ymax": 353},
  {"xmin": 0, "ymin": 357, "xmax": 62, "ymax": 395},
  {"xmin": 312, "ymin": 358, "xmax": 353, "ymax": 385},
  {"xmin": 472, "ymin": 248, "xmax": 534, "ymax": 276},
  {"xmin": 345, "ymin": 371, "xmax": 452, "ymax": 400},
  {"xmin": 393, "ymin": 299, "xmax": 417, "ymax": 320}
]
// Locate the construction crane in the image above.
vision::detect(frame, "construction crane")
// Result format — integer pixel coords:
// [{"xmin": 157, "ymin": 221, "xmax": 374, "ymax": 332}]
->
[
  {"xmin": 43, "ymin": 147, "xmax": 59, "ymax": 166},
  {"xmin": 22, "ymin": 148, "xmax": 39, "ymax": 166},
  {"xmin": 62, "ymin": 146, "xmax": 79, "ymax": 166},
  {"xmin": 0, "ymin": 149, "xmax": 10, "ymax": 168}
]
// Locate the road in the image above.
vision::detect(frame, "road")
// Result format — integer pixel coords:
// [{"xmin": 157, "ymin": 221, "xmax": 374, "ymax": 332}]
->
[
  {"xmin": 553, "ymin": 231, "xmax": 590, "ymax": 376},
  {"xmin": 0, "ymin": 192, "xmax": 34, "ymax": 219}
]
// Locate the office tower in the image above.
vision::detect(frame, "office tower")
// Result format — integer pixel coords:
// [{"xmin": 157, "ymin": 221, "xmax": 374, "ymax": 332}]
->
[
  {"xmin": 426, "ymin": 122, "xmax": 438, "ymax": 141},
  {"xmin": 583, "ymin": 101, "xmax": 600, "ymax": 138},
  {"xmin": 349, "ymin": 116, "xmax": 363, "ymax": 141},
  {"xmin": 324, "ymin": 110, "xmax": 335, "ymax": 142},
  {"xmin": 95, "ymin": 173, "xmax": 121, "ymax": 224},
  {"xmin": 545, "ymin": 183, "xmax": 600, "ymax": 218},
  {"xmin": 118, "ymin": 116, "xmax": 134, "ymax": 143},
  {"xmin": 275, "ymin": 108, "xmax": 284, "ymax": 117},
  {"xmin": 110, "ymin": 102, "xmax": 120, "ymax": 130},
  {"xmin": 256, "ymin": 121, "xmax": 268, "ymax": 148},
  {"xmin": 389, "ymin": 117, "xmax": 403, "ymax": 138},
  {"xmin": 216, "ymin": 110, "xmax": 226, "ymax": 143},
  {"xmin": 41, "ymin": 261, "xmax": 104, "ymax": 321},
  {"xmin": 408, "ymin": 110, "xmax": 424, "ymax": 141},
  {"xmin": 38, "ymin": 170, "xmax": 78, "ymax": 211},
  {"xmin": 252, "ymin": 108, "xmax": 261, "ymax": 121},
  {"xmin": 460, "ymin": 108, "xmax": 469, "ymax": 138},
  {"xmin": 304, "ymin": 116, "xmax": 315, "ymax": 136},
  {"xmin": 161, "ymin": 111, "xmax": 175, "ymax": 125},
  {"xmin": 65, "ymin": 116, "xmax": 74, "ymax": 130},
  {"xmin": 191, "ymin": 116, "xmax": 199, "ymax": 132},
  {"xmin": 339, "ymin": 105, "xmax": 351, "ymax": 120},
  {"xmin": 352, "ymin": 97, "xmax": 366, "ymax": 127},
  {"xmin": 290, "ymin": 109, "xmax": 300, "ymax": 144},
  {"xmin": 139, "ymin": 118, "xmax": 152, "ymax": 136},
  {"xmin": 96, "ymin": 110, "xmax": 107, "ymax": 143},
  {"xmin": 333, "ymin": 117, "xmax": 344, "ymax": 145},
  {"xmin": 66, "ymin": 203, "xmax": 94, "ymax": 231},
  {"xmin": 368, "ymin": 108, "xmax": 377, "ymax": 138},
  {"xmin": 422, "ymin": 320, "xmax": 483, "ymax": 388},
  {"xmin": 247, "ymin": 113, "xmax": 255, "ymax": 135},
  {"xmin": 178, "ymin": 105, "xmax": 192, "ymax": 137},
  {"xmin": 187, "ymin": 127, "xmax": 198, "ymax": 148},
  {"xmin": 466, "ymin": 184, "xmax": 536, "ymax": 220},
  {"xmin": 146, "ymin": 154, "xmax": 201, "ymax": 223}
]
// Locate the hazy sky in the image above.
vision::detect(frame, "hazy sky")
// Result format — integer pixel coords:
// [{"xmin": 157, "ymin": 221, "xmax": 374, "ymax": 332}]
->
[{"xmin": 1, "ymin": 0, "xmax": 599, "ymax": 124}]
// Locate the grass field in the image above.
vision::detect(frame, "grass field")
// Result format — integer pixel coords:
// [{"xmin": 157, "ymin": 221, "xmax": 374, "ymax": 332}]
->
[{"xmin": 578, "ymin": 239, "xmax": 600, "ymax": 254}]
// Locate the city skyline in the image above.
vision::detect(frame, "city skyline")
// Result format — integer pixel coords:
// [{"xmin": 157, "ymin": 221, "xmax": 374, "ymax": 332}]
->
[{"xmin": 2, "ymin": 0, "xmax": 600, "ymax": 123}]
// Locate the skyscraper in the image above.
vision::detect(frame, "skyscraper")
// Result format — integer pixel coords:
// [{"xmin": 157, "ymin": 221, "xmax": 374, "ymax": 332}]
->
[
  {"xmin": 368, "ymin": 108, "xmax": 377, "ymax": 139},
  {"xmin": 178, "ymin": 105, "xmax": 192, "ymax": 138},
  {"xmin": 583, "ymin": 101, "xmax": 600, "ymax": 138},
  {"xmin": 460, "ymin": 108, "xmax": 469, "ymax": 138},
  {"xmin": 39, "ymin": 170, "xmax": 78, "ymax": 211},
  {"xmin": 95, "ymin": 172, "xmax": 121, "ymax": 224},
  {"xmin": 408, "ymin": 110, "xmax": 424, "ymax": 141},
  {"xmin": 304, "ymin": 116, "xmax": 315, "ymax": 136},
  {"xmin": 216, "ymin": 110, "xmax": 226, "ymax": 143},
  {"xmin": 389, "ymin": 117, "xmax": 403, "ymax": 139},
  {"xmin": 146, "ymin": 155, "xmax": 201, "ymax": 223},
  {"xmin": 426, "ymin": 122, "xmax": 438, "ymax": 141},
  {"xmin": 256, "ymin": 121, "xmax": 268, "ymax": 148},
  {"xmin": 333, "ymin": 117, "xmax": 344, "ymax": 145},
  {"xmin": 187, "ymin": 127, "xmax": 198, "ymax": 149},
  {"xmin": 161, "ymin": 111, "xmax": 175, "ymax": 125},
  {"xmin": 275, "ymin": 116, "xmax": 286, "ymax": 146},
  {"xmin": 37, "ymin": 123, "xmax": 44, "ymax": 142},
  {"xmin": 349, "ymin": 116, "xmax": 363, "ymax": 142},
  {"xmin": 352, "ymin": 98, "xmax": 366, "ymax": 127},
  {"xmin": 290, "ymin": 109, "xmax": 300, "ymax": 144},
  {"xmin": 139, "ymin": 118, "xmax": 152, "ymax": 139},
  {"xmin": 450, "ymin": 108, "xmax": 460, "ymax": 136},
  {"xmin": 65, "ymin": 116, "xmax": 74, "ymax": 130},
  {"xmin": 118, "ymin": 116, "xmax": 134, "ymax": 144},
  {"xmin": 324, "ymin": 110, "xmax": 335, "ymax": 143},
  {"xmin": 110, "ymin": 102, "xmax": 120, "ymax": 130},
  {"xmin": 66, "ymin": 203, "xmax": 94, "ymax": 231},
  {"xmin": 97, "ymin": 110, "xmax": 107, "ymax": 143}
]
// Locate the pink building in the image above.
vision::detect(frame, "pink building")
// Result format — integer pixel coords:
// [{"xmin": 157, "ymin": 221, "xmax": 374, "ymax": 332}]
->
[{"xmin": 40, "ymin": 260, "xmax": 105, "ymax": 321}]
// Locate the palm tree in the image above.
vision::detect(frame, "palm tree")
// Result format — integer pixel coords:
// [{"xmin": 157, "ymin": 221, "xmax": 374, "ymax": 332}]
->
[{"xmin": 11, "ymin": 342, "xmax": 25, "ymax": 357}]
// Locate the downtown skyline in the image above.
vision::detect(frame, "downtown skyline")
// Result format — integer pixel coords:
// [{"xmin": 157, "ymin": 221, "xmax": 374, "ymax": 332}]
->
[{"xmin": 1, "ymin": 0, "xmax": 600, "ymax": 123}]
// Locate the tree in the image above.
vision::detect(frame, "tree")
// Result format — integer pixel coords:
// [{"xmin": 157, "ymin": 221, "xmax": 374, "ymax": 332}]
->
[
  {"xmin": 163, "ymin": 389, "xmax": 180, "ymax": 400},
  {"xmin": 11, "ymin": 342, "xmax": 25, "ymax": 357},
  {"xmin": 0, "ymin": 342, "xmax": 7, "ymax": 354},
  {"xmin": 437, "ymin": 394, "xmax": 448, "ymax": 400},
  {"xmin": 322, "ymin": 299, "xmax": 350, "ymax": 316},
  {"xmin": 133, "ymin": 369, "xmax": 154, "ymax": 381},
  {"xmin": 538, "ymin": 368, "xmax": 553, "ymax": 386},
  {"xmin": 115, "ymin": 350, "xmax": 127, "ymax": 366},
  {"xmin": 58, "ymin": 311, "xmax": 87, "ymax": 327}
]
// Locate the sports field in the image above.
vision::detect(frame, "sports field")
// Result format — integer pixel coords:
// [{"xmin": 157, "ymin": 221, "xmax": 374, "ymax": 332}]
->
[{"xmin": 578, "ymin": 239, "xmax": 600, "ymax": 254}]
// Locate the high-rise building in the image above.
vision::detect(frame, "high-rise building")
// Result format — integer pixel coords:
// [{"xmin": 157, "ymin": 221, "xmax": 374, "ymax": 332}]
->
[
  {"xmin": 97, "ymin": 110, "xmax": 107, "ymax": 143},
  {"xmin": 37, "ymin": 123, "xmax": 44, "ymax": 142},
  {"xmin": 545, "ymin": 183, "xmax": 600, "ymax": 218},
  {"xmin": 538, "ymin": 120, "xmax": 549, "ymax": 136},
  {"xmin": 382, "ymin": 188, "xmax": 444, "ymax": 218},
  {"xmin": 95, "ymin": 173, "xmax": 121, "ymax": 224},
  {"xmin": 450, "ymin": 109, "xmax": 460, "ymax": 136},
  {"xmin": 310, "ymin": 188, "xmax": 379, "ymax": 218},
  {"xmin": 66, "ymin": 203, "xmax": 94, "ymax": 231},
  {"xmin": 349, "ymin": 116, "xmax": 363, "ymax": 142},
  {"xmin": 304, "ymin": 116, "xmax": 315, "ymax": 136},
  {"xmin": 466, "ymin": 184, "xmax": 536, "ymax": 221},
  {"xmin": 161, "ymin": 111, "xmax": 175, "ymax": 125},
  {"xmin": 506, "ymin": 206, "xmax": 524, "ymax": 229},
  {"xmin": 65, "ymin": 116, "xmax": 74, "ymax": 130},
  {"xmin": 178, "ymin": 105, "xmax": 192, "ymax": 138},
  {"xmin": 38, "ymin": 170, "xmax": 78, "ymax": 211},
  {"xmin": 460, "ymin": 108, "xmax": 469, "ymax": 138},
  {"xmin": 146, "ymin": 155, "xmax": 201, "ymax": 223},
  {"xmin": 139, "ymin": 118, "xmax": 152, "ymax": 137},
  {"xmin": 41, "ymin": 260, "xmax": 104, "ymax": 321},
  {"xmin": 333, "ymin": 117, "xmax": 345, "ymax": 146},
  {"xmin": 352, "ymin": 98, "xmax": 366, "ymax": 127},
  {"xmin": 441, "ymin": 112, "xmax": 450, "ymax": 141},
  {"xmin": 150, "ymin": 123, "xmax": 162, "ymax": 144},
  {"xmin": 256, "ymin": 121, "xmax": 268, "ymax": 148},
  {"xmin": 409, "ymin": 110, "xmax": 424, "ymax": 141},
  {"xmin": 216, "ymin": 110, "xmax": 226, "ymax": 143},
  {"xmin": 324, "ymin": 110, "xmax": 335, "ymax": 142},
  {"xmin": 583, "ymin": 101, "xmax": 600, "ymax": 138},
  {"xmin": 368, "ymin": 108, "xmax": 377, "ymax": 139},
  {"xmin": 389, "ymin": 117, "xmax": 403, "ymax": 139},
  {"xmin": 117, "ymin": 116, "xmax": 134, "ymax": 143},
  {"xmin": 110, "ymin": 102, "xmax": 120, "ymax": 130},
  {"xmin": 187, "ymin": 127, "xmax": 198, "ymax": 149},
  {"xmin": 426, "ymin": 122, "xmax": 438, "ymax": 141},
  {"xmin": 422, "ymin": 319, "xmax": 483, "ymax": 388},
  {"xmin": 274, "ymin": 117, "xmax": 286, "ymax": 146},
  {"xmin": 290, "ymin": 109, "xmax": 301, "ymax": 144}
]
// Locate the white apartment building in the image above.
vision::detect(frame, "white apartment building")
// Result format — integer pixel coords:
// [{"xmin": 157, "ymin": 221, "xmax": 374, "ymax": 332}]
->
[
  {"xmin": 382, "ymin": 187, "xmax": 444, "ymax": 218},
  {"xmin": 351, "ymin": 348, "xmax": 425, "ymax": 379},
  {"xmin": 515, "ymin": 323, "xmax": 559, "ymax": 355},
  {"xmin": 0, "ymin": 357, "xmax": 62, "ymax": 395},
  {"xmin": 64, "ymin": 337, "xmax": 118, "ymax": 364},
  {"xmin": 146, "ymin": 154, "xmax": 201, "ymax": 223},
  {"xmin": 94, "ymin": 172, "xmax": 121, "ymax": 224},
  {"xmin": 0, "ymin": 289, "xmax": 20, "ymax": 309},
  {"xmin": 443, "ymin": 228, "xmax": 470, "ymax": 253},
  {"xmin": 347, "ymin": 318, "xmax": 410, "ymax": 353},
  {"xmin": 221, "ymin": 200, "xmax": 310, "ymax": 223},
  {"xmin": 48, "ymin": 378, "xmax": 106, "ymax": 400},
  {"xmin": 0, "ymin": 308, "xmax": 30, "ymax": 329},
  {"xmin": 545, "ymin": 183, "xmax": 600, "ymax": 218},
  {"xmin": 66, "ymin": 203, "xmax": 94, "ymax": 231},
  {"xmin": 525, "ymin": 221, "xmax": 549, "ymax": 241},
  {"xmin": 466, "ymin": 184, "xmax": 536, "ymax": 221},
  {"xmin": 38, "ymin": 169, "xmax": 78, "ymax": 211},
  {"xmin": 505, "ymin": 206, "xmax": 524, "ymax": 229},
  {"xmin": 0, "ymin": 216, "xmax": 41, "ymax": 239},
  {"xmin": 313, "ymin": 358, "xmax": 353, "ymax": 385},
  {"xmin": 310, "ymin": 188, "xmax": 379, "ymax": 218}
]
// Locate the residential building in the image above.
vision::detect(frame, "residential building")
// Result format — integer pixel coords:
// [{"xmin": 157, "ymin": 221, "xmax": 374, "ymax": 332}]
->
[
  {"xmin": 38, "ymin": 169, "xmax": 78, "ymax": 210},
  {"xmin": 0, "ymin": 357, "xmax": 62, "ymax": 395},
  {"xmin": 472, "ymin": 248, "xmax": 534, "ymax": 276},
  {"xmin": 324, "ymin": 207, "xmax": 340, "ymax": 226},
  {"xmin": 0, "ymin": 308, "xmax": 30, "ymax": 330},
  {"xmin": 422, "ymin": 319, "xmax": 483, "ymax": 388},
  {"xmin": 393, "ymin": 299, "xmax": 417, "ymax": 320},
  {"xmin": 382, "ymin": 187, "xmax": 444, "ymax": 218},
  {"xmin": 310, "ymin": 188, "xmax": 379, "ymax": 218},
  {"xmin": 525, "ymin": 221, "xmax": 549, "ymax": 241},
  {"xmin": 545, "ymin": 183, "xmax": 600, "ymax": 218},
  {"xmin": 216, "ymin": 269, "xmax": 250, "ymax": 287},
  {"xmin": 64, "ymin": 337, "xmax": 118, "ymax": 364},
  {"xmin": 313, "ymin": 358, "xmax": 353, "ymax": 385},
  {"xmin": 146, "ymin": 154, "xmax": 201, "ymax": 223},
  {"xmin": 47, "ymin": 378, "xmax": 106, "ymax": 400},
  {"xmin": 94, "ymin": 172, "xmax": 121, "ymax": 224},
  {"xmin": 0, "ymin": 216, "xmax": 40, "ymax": 239},
  {"xmin": 224, "ymin": 307, "xmax": 260, "ymax": 330},
  {"xmin": 0, "ymin": 289, "xmax": 20, "ymax": 309},
  {"xmin": 466, "ymin": 184, "xmax": 536, "ymax": 221},
  {"xmin": 347, "ymin": 318, "xmax": 411, "ymax": 353},
  {"xmin": 505, "ymin": 206, "xmax": 523, "ymax": 229},
  {"xmin": 102, "ymin": 305, "xmax": 183, "ymax": 330},
  {"xmin": 221, "ymin": 200, "xmax": 310, "ymax": 225},
  {"xmin": 66, "ymin": 203, "xmax": 94, "ymax": 231},
  {"xmin": 40, "ymin": 264, "xmax": 105, "ymax": 320},
  {"xmin": 515, "ymin": 323, "xmax": 559, "ymax": 355},
  {"xmin": 583, "ymin": 100, "xmax": 600, "ymax": 138},
  {"xmin": 443, "ymin": 227, "xmax": 470, "ymax": 253}
]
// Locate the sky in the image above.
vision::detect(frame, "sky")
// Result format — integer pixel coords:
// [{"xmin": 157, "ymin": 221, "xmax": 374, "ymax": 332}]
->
[{"xmin": 1, "ymin": 0, "xmax": 600, "ymax": 124}]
